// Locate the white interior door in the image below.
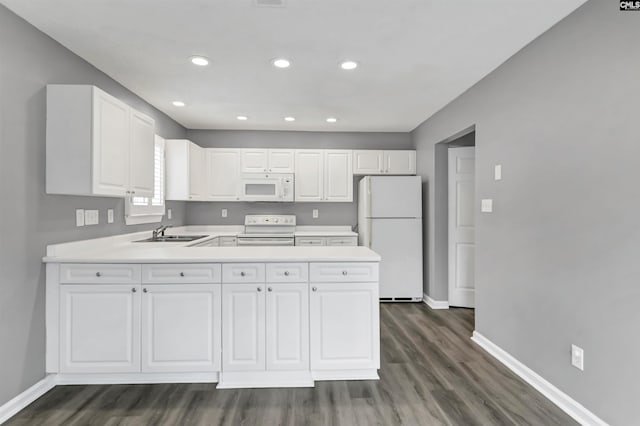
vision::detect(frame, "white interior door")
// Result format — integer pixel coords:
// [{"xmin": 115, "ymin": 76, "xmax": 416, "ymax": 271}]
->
[{"xmin": 448, "ymin": 147, "xmax": 476, "ymax": 308}]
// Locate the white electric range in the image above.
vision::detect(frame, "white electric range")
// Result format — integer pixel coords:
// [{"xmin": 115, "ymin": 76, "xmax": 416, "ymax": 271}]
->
[{"xmin": 236, "ymin": 215, "xmax": 297, "ymax": 246}]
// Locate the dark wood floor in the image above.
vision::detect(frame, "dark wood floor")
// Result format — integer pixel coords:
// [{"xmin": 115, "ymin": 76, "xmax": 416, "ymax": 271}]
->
[{"xmin": 8, "ymin": 304, "xmax": 575, "ymax": 425}]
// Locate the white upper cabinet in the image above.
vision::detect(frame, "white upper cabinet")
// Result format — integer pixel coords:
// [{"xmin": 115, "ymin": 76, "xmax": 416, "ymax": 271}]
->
[
  {"xmin": 165, "ymin": 139, "xmax": 206, "ymax": 201},
  {"xmin": 353, "ymin": 150, "xmax": 384, "ymax": 175},
  {"xmin": 207, "ymin": 149, "xmax": 241, "ymax": 201},
  {"xmin": 324, "ymin": 150, "xmax": 353, "ymax": 202},
  {"xmin": 128, "ymin": 109, "xmax": 156, "ymax": 198},
  {"xmin": 241, "ymin": 149, "xmax": 294, "ymax": 173},
  {"xmin": 295, "ymin": 150, "xmax": 353, "ymax": 202},
  {"xmin": 384, "ymin": 150, "xmax": 416, "ymax": 175},
  {"xmin": 46, "ymin": 85, "xmax": 155, "ymax": 197},
  {"xmin": 353, "ymin": 150, "xmax": 416, "ymax": 175},
  {"xmin": 295, "ymin": 150, "xmax": 324, "ymax": 202}
]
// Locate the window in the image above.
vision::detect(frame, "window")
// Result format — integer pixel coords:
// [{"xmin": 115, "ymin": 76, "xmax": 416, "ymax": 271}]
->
[{"xmin": 125, "ymin": 135, "xmax": 166, "ymax": 225}]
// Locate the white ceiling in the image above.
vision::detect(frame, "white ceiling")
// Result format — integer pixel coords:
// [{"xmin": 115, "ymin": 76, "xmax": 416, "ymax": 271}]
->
[{"xmin": 2, "ymin": 0, "xmax": 585, "ymax": 132}]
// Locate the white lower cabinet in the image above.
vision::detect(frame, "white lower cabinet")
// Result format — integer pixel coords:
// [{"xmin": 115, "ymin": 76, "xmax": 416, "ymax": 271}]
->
[
  {"xmin": 60, "ymin": 284, "xmax": 140, "ymax": 373},
  {"xmin": 309, "ymin": 282, "xmax": 380, "ymax": 371},
  {"xmin": 141, "ymin": 284, "xmax": 221, "ymax": 372},
  {"xmin": 222, "ymin": 283, "xmax": 266, "ymax": 371}
]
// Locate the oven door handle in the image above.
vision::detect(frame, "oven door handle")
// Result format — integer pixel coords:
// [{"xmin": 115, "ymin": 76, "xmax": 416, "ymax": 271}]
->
[{"xmin": 237, "ymin": 238, "xmax": 295, "ymax": 246}]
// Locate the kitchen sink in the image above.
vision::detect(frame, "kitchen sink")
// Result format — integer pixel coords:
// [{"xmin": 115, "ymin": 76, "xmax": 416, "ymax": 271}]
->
[{"xmin": 135, "ymin": 235, "xmax": 208, "ymax": 243}]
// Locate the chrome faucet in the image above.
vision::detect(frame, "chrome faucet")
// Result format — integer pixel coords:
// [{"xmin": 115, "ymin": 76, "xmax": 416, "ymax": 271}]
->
[{"xmin": 152, "ymin": 225, "xmax": 171, "ymax": 240}]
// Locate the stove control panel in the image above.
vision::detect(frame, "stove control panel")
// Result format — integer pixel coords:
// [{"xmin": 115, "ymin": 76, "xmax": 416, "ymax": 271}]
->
[{"xmin": 245, "ymin": 215, "xmax": 296, "ymax": 226}]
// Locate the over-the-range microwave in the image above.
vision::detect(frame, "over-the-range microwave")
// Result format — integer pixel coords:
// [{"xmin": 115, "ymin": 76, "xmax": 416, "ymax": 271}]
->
[{"xmin": 239, "ymin": 173, "xmax": 294, "ymax": 202}]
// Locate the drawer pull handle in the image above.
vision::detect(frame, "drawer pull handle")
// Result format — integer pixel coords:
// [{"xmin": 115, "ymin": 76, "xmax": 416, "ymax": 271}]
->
[
  {"xmin": 180, "ymin": 272, "xmax": 185, "ymax": 277},
  {"xmin": 284, "ymin": 271, "xmax": 290, "ymax": 276},
  {"xmin": 132, "ymin": 287, "xmax": 137, "ymax": 293},
  {"xmin": 312, "ymin": 287, "xmax": 317, "ymax": 292},
  {"xmin": 257, "ymin": 286, "xmax": 262, "ymax": 292},
  {"xmin": 143, "ymin": 288, "xmax": 148, "ymax": 293},
  {"xmin": 342, "ymin": 270, "xmax": 348, "ymax": 276},
  {"xmin": 240, "ymin": 272, "xmax": 246, "ymax": 277},
  {"xmin": 95, "ymin": 272, "xmax": 102, "ymax": 277},
  {"xmin": 268, "ymin": 287, "xmax": 273, "ymax": 292}
]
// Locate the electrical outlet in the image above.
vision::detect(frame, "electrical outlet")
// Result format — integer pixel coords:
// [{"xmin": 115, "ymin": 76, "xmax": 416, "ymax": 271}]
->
[
  {"xmin": 167, "ymin": 208, "xmax": 172, "ymax": 220},
  {"xmin": 84, "ymin": 209, "xmax": 99, "ymax": 225},
  {"xmin": 75, "ymin": 209, "xmax": 85, "ymax": 227},
  {"xmin": 571, "ymin": 344, "xmax": 584, "ymax": 371},
  {"xmin": 107, "ymin": 209, "xmax": 114, "ymax": 224},
  {"xmin": 481, "ymin": 199, "xmax": 493, "ymax": 213},
  {"xmin": 222, "ymin": 208, "xmax": 228, "ymax": 218},
  {"xmin": 312, "ymin": 209, "xmax": 319, "ymax": 219},
  {"xmin": 494, "ymin": 164, "xmax": 502, "ymax": 181}
]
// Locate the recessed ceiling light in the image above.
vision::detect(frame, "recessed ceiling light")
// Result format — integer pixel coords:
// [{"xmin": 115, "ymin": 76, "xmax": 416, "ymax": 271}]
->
[
  {"xmin": 284, "ymin": 116, "xmax": 295, "ymax": 122},
  {"xmin": 189, "ymin": 56, "xmax": 209, "ymax": 66},
  {"xmin": 340, "ymin": 60, "xmax": 358, "ymax": 70},
  {"xmin": 237, "ymin": 115, "xmax": 248, "ymax": 121},
  {"xmin": 326, "ymin": 117, "xmax": 338, "ymax": 123},
  {"xmin": 172, "ymin": 101, "xmax": 185, "ymax": 107},
  {"xmin": 272, "ymin": 58, "xmax": 291, "ymax": 68}
]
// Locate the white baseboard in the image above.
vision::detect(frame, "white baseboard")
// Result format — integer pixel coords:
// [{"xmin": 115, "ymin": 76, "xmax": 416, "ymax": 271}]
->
[
  {"xmin": 56, "ymin": 372, "xmax": 219, "ymax": 385},
  {"xmin": 0, "ymin": 374, "xmax": 57, "ymax": 424},
  {"xmin": 423, "ymin": 293, "xmax": 449, "ymax": 309},
  {"xmin": 471, "ymin": 331, "xmax": 608, "ymax": 426}
]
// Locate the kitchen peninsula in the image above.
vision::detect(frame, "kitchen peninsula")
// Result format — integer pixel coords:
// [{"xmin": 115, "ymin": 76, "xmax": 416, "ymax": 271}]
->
[{"xmin": 43, "ymin": 227, "xmax": 380, "ymax": 389}]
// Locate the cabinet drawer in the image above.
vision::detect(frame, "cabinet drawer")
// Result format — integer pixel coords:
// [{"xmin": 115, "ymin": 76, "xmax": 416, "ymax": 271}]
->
[
  {"xmin": 310, "ymin": 263, "xmax": 379, "ymax": 283},
  {"xmin": 60, "ymin": 264, "xmax": 141, "ymax": 284},
  {"xmin": 222, "ymin": 263, "xmax": 265, "ymax": 283},
  {"xmin": 325, "ymin": 237, "xmax": 358, "ymax": 246},
  {"xmin": 266, "ymin": 263, "xmax": 309, "ymax": 283},
  {"xmin": 295, "ymin": 237, "xmax": 325, "ymax": 246},
  {"xmin": 142, "ymin": 264, "xmax": 221, "ymax": 284},
  {"xmin": 219, "ymin": 236, "xmax": 237, "ymax": 247}
]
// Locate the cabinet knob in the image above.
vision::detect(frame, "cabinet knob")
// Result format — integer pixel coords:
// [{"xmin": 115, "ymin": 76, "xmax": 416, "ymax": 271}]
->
[
  {"xmin": 132, "ymin": 287, "xmax": 137, "ymax": 293},
  {"xmin": 240, "ymin": 271, "xmax": 246, "ymax": 277},
  {"xmin": 143, "ymin": 288, "xmax": 148, "ymax": 293},
  {"xmin": 95, "ymin": 272, "xmax": 102, "ymax": 277},
  {"xmin": 268, "ymin": 287, "xmax": 273, "ymax": 292},
  {"xmin": 342, "ymin": 270, "xmax": 348, "ymax": 276},
  {"xmin": 284, "ymin": 271, "xmax": 290, "ymax": 276},
  {"xmin": 257, "ymin": 286, "xmax": 262, "ymax": 292},
  {"xmin": 180, "ymin": 272, "xmax": 185, "ymax": 277},
  {"xmin": 312, "ymin": 287, "xmax": 317, "ymax": 292}
]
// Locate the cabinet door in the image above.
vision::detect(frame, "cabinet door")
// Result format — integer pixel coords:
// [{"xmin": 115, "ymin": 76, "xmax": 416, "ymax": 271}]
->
[
  {"xmin": 268, "ymin": 149, "xmax": 295, "ymax": 173},
  {"xmin": 141, "ymin": 284, "xmax": 221, "ymax": 372},
  {"xmin": 324, "ymin": 150, "xmax": 353, "ymax": 202},
  {"xmin": 128, "ymin": 110, "xmax": 155, "ymax": 197},
  {"xmin": 294, "ymin": 150, "xmax": 324, "ymax": 202},
  {"xmin": 241, "ymin": 149, "xmax": 268, "ymax": 173},
  {"xmin": 60, "ymin": 284, "xmax": 140, "ymax": 373},
  {"xmin": 222, "ymin": 284, "xmax": 266, "ymax": 371},
  {"xmin": 266, "ymin": 283, "xmax": 309, "ymax": 371},
  {"xmin": 384, "ymin": 151, "xmax": 416, "ymax": 175},
  {"xmin": 353, "ymin": 150, "xmax": 384, "ymax": 175},
  {"xmin": 310, "ymin": 282, "xmax": 379, "ymax": 370},
  {"xmin": 188, "ymin": 143, "xmax": 206, "ymax": 200},
  {"xmin": 92, "ymin": 90, "xmax": 130, "ymax": 196},
  {"xmin": 207, "ymin": 149, "xmax": 241, "ymax": 201},
  {"xmin": 295, "ymin": 237, "xmax": 326, "ymax": 246}
]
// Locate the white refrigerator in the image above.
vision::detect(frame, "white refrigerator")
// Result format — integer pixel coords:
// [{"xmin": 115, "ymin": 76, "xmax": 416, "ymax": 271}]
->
[{"xmin": 358, "ymin": 176, "xmax": 423, "ymax": 301}]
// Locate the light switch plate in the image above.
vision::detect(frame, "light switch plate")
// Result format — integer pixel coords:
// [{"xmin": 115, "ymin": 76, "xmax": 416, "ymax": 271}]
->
[
  {"xmin": 75, "ymin": 209, "xmax": 85, "ymax": 227},
  {"xmin": 571, "ymin": 344, "xmax": 584, "ymax": 371},
  {"xmin": 312, "ymin": 209, "xmax": 319, "ymax": 219},
  {"xmin": 84, "ymin": 209, "xmax": 99, "ymax": 225},
  {"xmin": 481, "ymin": 199, "xmax": 493, "ymax": 213},
  {"xmin": 167, "ymin": 208, "xmax": 172, "ymax": 220},
  {"xmin": 222, "ymin": 208, "xmax": 228, "ymax": 218},
  {"xmin": 494, "ymin": 165, "xmax": 502, "ymax": 181},
  {"xmin": 107, "ymin": 209, "xmax": 114, "ymax": 224}
]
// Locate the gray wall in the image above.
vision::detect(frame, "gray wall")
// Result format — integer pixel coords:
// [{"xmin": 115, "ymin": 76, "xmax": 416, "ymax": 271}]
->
[
  {"xmin": 0, "ymin": 5, "xmax": 187, "ymax": 406},
  {"xmin": 186, "ymin": 130, "xmax": 412, "ymax": 226},
  {"xmin": 412, "ymin": 1, "xmax": 638, "ymax": 423}
]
